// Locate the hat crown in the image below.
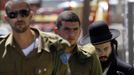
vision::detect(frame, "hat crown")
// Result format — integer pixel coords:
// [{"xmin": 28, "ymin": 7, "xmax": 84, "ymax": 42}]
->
[
  {"xmin": 89, "ymin": 22, "xmax": 112, "ymax": 37},
  {"xmin": 89, "ymin": 21, "xmax": 112, "ymax": 44}
]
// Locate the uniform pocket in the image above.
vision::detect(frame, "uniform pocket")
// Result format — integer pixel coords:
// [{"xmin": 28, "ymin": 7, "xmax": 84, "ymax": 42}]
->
[
  {"xmin": 35, "ymin": 65, "xmax": 50, "ymax": 75},
  {"xmin": 0, "ymin": 62, "xmax": 15, "ymax": 75}
]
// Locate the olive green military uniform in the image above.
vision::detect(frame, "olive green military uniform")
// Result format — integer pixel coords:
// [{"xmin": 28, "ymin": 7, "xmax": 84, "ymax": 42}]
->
[
  {"xmin": 0, "ymin": 28, "xmax": 70, "ymax": 75},
  {"xmin": 57, "ymin": 44, "xmax": 102, "ymax": 75}
]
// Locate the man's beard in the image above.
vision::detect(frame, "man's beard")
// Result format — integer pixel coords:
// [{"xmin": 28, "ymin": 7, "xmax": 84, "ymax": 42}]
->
[
  {"xmin": 101, "ymin": 57, "xmax": 111, "ymax": 72},
  {"xmin": 12, "ymin": 26, "xmax": 28, "ymax": 33},
  {"xmin": 100, "ymin": 52, "xmax": 115, "ymax": 72},
  {"xmin": 12, "ymin": 21, "xmax": 28, "ymax": 33}
]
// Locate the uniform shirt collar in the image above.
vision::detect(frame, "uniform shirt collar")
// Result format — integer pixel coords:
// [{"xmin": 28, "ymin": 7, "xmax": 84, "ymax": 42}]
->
[
  {"xmin": 5, "ymin": 33, "xmax": 14, "ymax": 47},
  {"xmin": 5, "ymin": 28, "xmax": 50, "ymax": 53},
  {"xmin": 5, "ymin": 28, "xmax": 70, "ymax": 54}
]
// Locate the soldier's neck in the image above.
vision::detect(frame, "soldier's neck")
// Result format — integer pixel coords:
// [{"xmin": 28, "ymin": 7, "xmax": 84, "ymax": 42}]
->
[
  {"xmin": 13, "ymin": 30, "xmax": 36, "ymax": 49},
  {"xmin": 65, "ymin": 44, "xmax": 76, "ymax": 53}
]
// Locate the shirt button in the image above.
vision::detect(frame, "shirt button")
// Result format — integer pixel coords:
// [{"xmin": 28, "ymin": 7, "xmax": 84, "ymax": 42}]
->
[
  {"xmin": 38, "ymin": 69, "xmax": 42, "ymax": 74},
  {"xmin": 43, "ymin": 68, "xmax": 47, "ymax": 72}
]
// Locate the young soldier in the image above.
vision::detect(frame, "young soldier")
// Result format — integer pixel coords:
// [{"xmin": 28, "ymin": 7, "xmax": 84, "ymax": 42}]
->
[{"xmin": 56, "ymin": 11, "xmax": 102, "ymax": 75}]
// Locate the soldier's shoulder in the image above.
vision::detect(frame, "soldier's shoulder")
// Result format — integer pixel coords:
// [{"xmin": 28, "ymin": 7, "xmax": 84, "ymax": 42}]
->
[
  {"xmin": 41, "ymin": 32, "xmax": 60, "ymax": 39},
  {"xmin": 41, "ymin": 32, "xmax": 70, "ymax": 46},
  {"xmin": 0, "ymin": 34, "xmax": 9, "ymax": 44},
  {"xmin": 78, "ymin": 43, "xmax": 96, "ymax": 55},
  {"xmin": 76, "ymin": 44, "xmax": 96, "ymax": 63},
  {"xmin": 0, "ymin": 34, "xmax": 8, "ymax": 39}
]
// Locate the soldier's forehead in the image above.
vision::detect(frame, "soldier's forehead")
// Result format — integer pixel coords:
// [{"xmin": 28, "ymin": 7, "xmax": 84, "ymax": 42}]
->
[
  {"xmin": 6, "ymin": 1, "xmax": 29, "ymax": 10},
  {"xmin": 13, "ymin": 3, "xmax": 28, "ymax": 9}
]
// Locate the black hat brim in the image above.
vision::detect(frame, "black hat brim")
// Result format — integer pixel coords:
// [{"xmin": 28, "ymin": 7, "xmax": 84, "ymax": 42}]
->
[{"xmin": 79, "ymin": 29, "xmax": 120, "ymax": 45}]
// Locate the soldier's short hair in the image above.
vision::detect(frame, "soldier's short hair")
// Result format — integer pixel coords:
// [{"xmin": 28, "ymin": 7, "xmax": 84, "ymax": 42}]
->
[
  {"xmin": 5, "ymin": 0, "xmax": 30, "ymax": 14},
  {"xmin": 56, "ymin": 11, "xmax": 81, "ymax": 29}
]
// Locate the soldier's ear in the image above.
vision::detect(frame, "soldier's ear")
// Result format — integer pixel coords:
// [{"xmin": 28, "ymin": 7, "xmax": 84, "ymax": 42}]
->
[
  {"xmin": 54, "ymin": 27, "xmax": 58, "ymax": 34},
  {"xmin": 4, "ymin": 15, "xmax": 9, "ymax": 22},
  {"xmin": 79, "ymin": 28, "xmax": 82, "ymax": 34},
  {"xmin": 29, "ymin": 11, "xmax": 33, "ymax": 19}
]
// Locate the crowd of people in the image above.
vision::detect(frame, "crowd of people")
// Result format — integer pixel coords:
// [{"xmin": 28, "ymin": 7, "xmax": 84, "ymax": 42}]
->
[{"xmin": 0, "ymin": 0, "xmax": 133, "ymax": 75}]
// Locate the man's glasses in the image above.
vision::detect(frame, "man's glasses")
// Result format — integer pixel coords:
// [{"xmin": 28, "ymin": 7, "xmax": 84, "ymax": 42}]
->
[{"xmin": 7, "ymin": 9, "xmax": 30, "ymax": 19}]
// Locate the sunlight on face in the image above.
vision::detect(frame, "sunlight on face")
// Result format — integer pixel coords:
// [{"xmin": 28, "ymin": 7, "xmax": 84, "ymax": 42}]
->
[{"xmin": 94, "ymin": 42, "xmax": 112, "ymax": 61}]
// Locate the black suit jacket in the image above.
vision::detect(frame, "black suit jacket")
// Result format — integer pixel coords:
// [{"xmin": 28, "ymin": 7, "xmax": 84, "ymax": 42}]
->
[{"xmin": 106, "ymin": 57, "xmax": 134, "ymax": 75}]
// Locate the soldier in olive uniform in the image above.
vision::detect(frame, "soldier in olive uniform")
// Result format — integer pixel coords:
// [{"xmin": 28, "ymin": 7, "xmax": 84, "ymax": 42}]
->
[
  {"xmin": 55, "ymin": 11, "xmax": 102, "ymax": 75},
  {"xmin": 0, "ymin": 1, "xmax": 70, "ymax": 75}
]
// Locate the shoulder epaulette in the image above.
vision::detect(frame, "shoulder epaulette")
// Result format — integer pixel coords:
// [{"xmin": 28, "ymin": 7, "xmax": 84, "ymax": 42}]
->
[
  {"xmin": 0, "ymin": 34, "xmax": 8, "ymax": 39},
  {"xmin": 42, "ymin": 32, "xmax": 58, "ymax": 39},
  {"xmin": 78, "ymin": 43, "xmax": 96, "ymax": 54}
]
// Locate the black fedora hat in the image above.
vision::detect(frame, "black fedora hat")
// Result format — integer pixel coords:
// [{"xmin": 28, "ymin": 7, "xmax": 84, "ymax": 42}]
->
[{"xmin": 79, "ymin": 21, "xmax": 120, "ymax": 45}]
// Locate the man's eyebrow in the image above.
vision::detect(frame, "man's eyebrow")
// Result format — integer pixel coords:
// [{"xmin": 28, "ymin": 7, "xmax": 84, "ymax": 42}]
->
[
  {"xmin": 73, "ymin": 27, "xmax": 79, "ymax": 30},
  {"xmin": 104, "ymin": 46, "xmax": 108, "ymax": 50},
  {"xmin": 64, "ymin": 27, "xmax": 79, "ymax": 30},
  {"xmin": 96, "ymin": 48, "xmax": 101, "ymax": 50}
]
